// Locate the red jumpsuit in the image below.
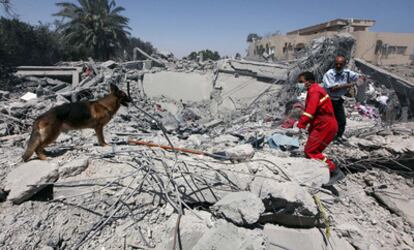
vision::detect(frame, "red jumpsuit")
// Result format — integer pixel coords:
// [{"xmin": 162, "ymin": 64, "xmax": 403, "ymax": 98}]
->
[{"xmin": 297, "ymin": 83, "xmax": 338, "ymax": 171}]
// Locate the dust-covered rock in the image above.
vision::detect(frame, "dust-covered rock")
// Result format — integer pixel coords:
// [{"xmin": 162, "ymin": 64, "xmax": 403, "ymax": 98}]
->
[
  {"xmin": 192, "ymin": 219, "xmax": 266, "ymax": 250},
  {"xmin": 225, "ymin": 144, "xmax": 255, "ymax": 162},
  {"xmin": 4, "ymin": 160, "xmax": 59, "ymax": 204},
  {"xmin": 264, "ymin": 224, "xmax": 354, "ymax": 250},
  {"xmin": 58, "ymin": 157, "xmax": 89, "ymax": 178},
  {"xmin": 211, "ymin": 191, "xmax": 264, "ymax": 226}
]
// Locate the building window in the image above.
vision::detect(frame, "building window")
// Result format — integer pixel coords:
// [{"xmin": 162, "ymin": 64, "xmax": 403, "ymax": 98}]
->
[{"xmin": 388, "ymin": 46, "xmax": 407, "ymax": 55}]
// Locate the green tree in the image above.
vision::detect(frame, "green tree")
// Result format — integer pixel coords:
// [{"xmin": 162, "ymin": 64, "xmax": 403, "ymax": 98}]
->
[
  {"xmin": 122, "ymin": 37, "xmax": 156, "ymax": 61},
  {"xmin": 0, "ymin": 18, "xmax": 63, "ymax": 89},
  {"xmin": 246, "ymin": 33, "xmax": 261, "ymax": 43},
  {"xmin": 187, "ymin": 49, "xmax": 221, "ymax": 61},
  {"xmin": 0, "ymin": 18, "xmax": 62, "ymax": 66},
  {"xmin": 54, "ymin": 0, "xmax": 130, "ymax": 60}
]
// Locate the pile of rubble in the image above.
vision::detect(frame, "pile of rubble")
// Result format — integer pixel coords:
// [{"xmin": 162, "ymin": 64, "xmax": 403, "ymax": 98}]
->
[{"xmin": 1, "ymin": 36, "xmax": 413, "ymax": 250}]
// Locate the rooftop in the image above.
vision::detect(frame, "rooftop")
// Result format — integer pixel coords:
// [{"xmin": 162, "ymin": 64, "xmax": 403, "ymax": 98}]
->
[{"xmin": 287, "ymin": 18, "xmax": 376, "ymax": 35}]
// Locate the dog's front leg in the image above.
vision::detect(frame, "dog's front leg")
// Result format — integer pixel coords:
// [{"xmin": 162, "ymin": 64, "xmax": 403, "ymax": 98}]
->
[{"xmin": 95, "ymin": 126, "xmax": 108, "ymax": 146}]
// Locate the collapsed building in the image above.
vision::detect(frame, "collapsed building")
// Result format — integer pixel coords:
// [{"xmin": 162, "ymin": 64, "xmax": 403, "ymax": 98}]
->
[
  {"xmin": 0, "ymin": 33, "xmax": 413, "ymax": 250},
  {"xmin": 247, "ymin": 18, "xmax": 414, "ymax": 65}
]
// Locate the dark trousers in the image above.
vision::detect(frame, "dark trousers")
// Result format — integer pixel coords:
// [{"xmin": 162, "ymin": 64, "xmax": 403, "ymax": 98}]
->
[{"xmin": 331, "ymin": 98, "xmax": 346, "ymax": 138}]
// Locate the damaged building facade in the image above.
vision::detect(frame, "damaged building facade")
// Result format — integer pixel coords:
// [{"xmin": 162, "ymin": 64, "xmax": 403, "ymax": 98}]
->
[{"xmin": 247, "ymin": 18, "xmax": 414, "ymax": 65}]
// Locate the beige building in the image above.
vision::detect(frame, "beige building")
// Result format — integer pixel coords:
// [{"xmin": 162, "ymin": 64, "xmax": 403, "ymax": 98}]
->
[{"xmin": 247, "ymin": 18, "xmax": 414, "ymax": 65}]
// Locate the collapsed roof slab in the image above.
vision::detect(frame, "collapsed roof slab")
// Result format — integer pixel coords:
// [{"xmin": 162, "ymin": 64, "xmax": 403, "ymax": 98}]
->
[
  {"xmin": 215, "ymin": 74, "xmax": 283, "ymax": 106},
  {"xmin": 143, "ymin": 71, "xmax": 214, "ymax": 102},
  {"xmin": 16, "ymin": 66, "xmax": 82, "ymax": 87},
  {"xmin": 218, "ymin": 59, "xmax": 288, "ymax": 83}
]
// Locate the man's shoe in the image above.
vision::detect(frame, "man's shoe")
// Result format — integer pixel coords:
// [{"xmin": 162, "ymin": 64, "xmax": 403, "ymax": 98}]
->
[{"xmin": 335, "ymin": 136, "xmax": 351, "ymax": 146}]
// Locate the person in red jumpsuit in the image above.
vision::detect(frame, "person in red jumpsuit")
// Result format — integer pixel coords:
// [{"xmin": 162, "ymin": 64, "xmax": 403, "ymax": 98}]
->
[{"xmin": 296, "ymin": 72, "xmax": 345, "ymax": 187}]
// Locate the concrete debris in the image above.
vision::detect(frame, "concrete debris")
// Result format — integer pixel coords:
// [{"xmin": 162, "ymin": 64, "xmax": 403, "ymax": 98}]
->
[
  {"xmin": 192, "ymin": 219, "xmax": 266, "ymax": 250},
  {"xmin": 288, "ymin": 33, "xmax": 356, "ymax": 83},
  {"xmin": 224, "ymin": 144, "xmax": 255, "ymax": 162},
  {"xmin": 372, "ymin": 189, "xmax": 414, "ymax": 227},
  {"xmin": 58, "ymin": 157, "xmax": 90, "ymax": 178},
  {"xmin": 335, "ymin": 223, "xmax": 366, "ymax": 249},
  {"xmin": 211, "ymin": 191, "xmax": 265, "ymax": 226},
  {"xmin": 250, "ymin": 181, "xmax": 319, "ymax": 227},
  {"xmin": 20, "ymin": 92, "xmax": 37, "ymax": 101},
  {"xmin": 264, "ymin": 224, "xmax": 354, "ymax": 250},
  {"xmin": 4, "ymin": 160, "xmax": 59, "ymax": 204},
  {"xmin": 100, "ymin": 60, "xmax": 118, "ymax": 69},
  {"xmin": 158, "ymin": 211, "xmax": 212, "ymax": 250},
  {"xmin": 0, "ymin": 47, "xmax": 413, "ymax": 250}
]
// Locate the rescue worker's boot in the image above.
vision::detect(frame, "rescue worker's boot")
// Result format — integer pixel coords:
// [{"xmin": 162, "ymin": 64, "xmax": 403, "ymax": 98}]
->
[
  {"xmin": 327, "ymin": 167, "xmax": 345, "ymax": 186},
  {"xmin": 322, "ymin": 166, "xmax": 345, "ymax": 196},
  {"xmin": 321, "ymin": 184, "xmax": 339, "ymax": 196}
]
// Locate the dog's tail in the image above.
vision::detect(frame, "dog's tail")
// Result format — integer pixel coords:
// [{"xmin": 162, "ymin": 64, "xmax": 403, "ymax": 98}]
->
[{"xmin": 22, "ymin": 124, "xmax": 41, "ymax": 162}]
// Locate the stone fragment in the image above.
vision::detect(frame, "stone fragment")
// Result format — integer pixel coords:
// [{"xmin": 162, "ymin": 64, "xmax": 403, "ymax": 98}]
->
[
  {"xmin": 5, "ymin": 160, "xmax": 59, "ymax": 204},
  {"xmin": 59, "ymin": 157, "xmax": 89, "ymax": 178},
  {"xmin": 211, "ymin": 191, "xmax": 264, "ymax": 226}
]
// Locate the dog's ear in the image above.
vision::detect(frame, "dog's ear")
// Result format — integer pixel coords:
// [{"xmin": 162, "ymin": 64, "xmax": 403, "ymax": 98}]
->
[{"xmin": 110, "ymin": 84, "xmax": 119, "ymax": 93}]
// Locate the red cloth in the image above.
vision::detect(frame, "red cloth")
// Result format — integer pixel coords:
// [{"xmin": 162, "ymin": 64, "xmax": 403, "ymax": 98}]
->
[
  {"xmin": 281, "ymin": 118, "xmax": 295, "ymax": 128},
  {"xmin": 297, "ymin": 83, "xmax": 338, "ymax": 171}
]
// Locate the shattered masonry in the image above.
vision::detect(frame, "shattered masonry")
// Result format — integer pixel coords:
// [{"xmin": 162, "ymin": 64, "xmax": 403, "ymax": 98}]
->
[{"xmin": 0, "ymin": 34, "xmax": 414, "ymax": 250}]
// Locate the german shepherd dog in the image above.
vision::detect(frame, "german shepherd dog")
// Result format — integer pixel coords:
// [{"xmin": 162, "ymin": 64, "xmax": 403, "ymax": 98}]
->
[{"xmin": 22, "ymin": 84, "xmax": 131, "ymax": 161}]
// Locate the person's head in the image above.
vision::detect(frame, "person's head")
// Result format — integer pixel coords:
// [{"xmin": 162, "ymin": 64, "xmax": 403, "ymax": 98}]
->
[
  {"xmin": 335, "ymin": 55, "xmax": 346, "ymax": 72},
  {"xmin": 298, "ymin": 71, "xmax": 315, "ymax": 89}
]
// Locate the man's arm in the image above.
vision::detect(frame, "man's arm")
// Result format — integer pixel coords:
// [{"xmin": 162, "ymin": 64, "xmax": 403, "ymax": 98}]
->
[
  {"xmin": 330, "ymin": 83, "xmax": 353, "ymax": 91},
  {"xmin": 331, "ymin": 70, "xmax": 364, "ymax": 91}
]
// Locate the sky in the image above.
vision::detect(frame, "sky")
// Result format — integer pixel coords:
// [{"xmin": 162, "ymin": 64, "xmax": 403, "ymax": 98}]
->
[{"xmin": 2, "ymin": 0, "xmax": 414, "ymax": 57}]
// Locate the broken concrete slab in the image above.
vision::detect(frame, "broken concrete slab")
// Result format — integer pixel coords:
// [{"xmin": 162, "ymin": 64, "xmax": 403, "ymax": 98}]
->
[
  {"xmin": 372, "ymin": 190, "xmax": 414, "ymax": 227},
  {"xmin": 192, "ymin": 219, "xmax": 266, "ymax": 250},
  {"xmin": 215, "ymin": 73, "xmax": 283, "ymax": 105},
  {"xmin": 250, "ymin": 180, "xmax": 318, "ymax": 227},
  {"xmin": 335, "ymin": 223, "xmax": 369, "ymax": 250},
  {"xmin": 58, "ymin": 157, "xmax": 89, "ymax": 178},
  {"xmin": 171, "ymin": 154, "xmax": 257, "ymax": 205},
  {"xmin": 16, "ymin": 66, "xmax": 82, "ymax": 86},
  {"xmin": 157, "ymin": 211, "xmax": 212, "ymax": 250},
  {"xmin": 100, "ymin": 60, "xmax": 117, "ymax": 69},
  {"xmin": 383, "ymin": 135, "xmax": 414, "ymax": 155},
  {"xmin": 211, "ymin": 191, "xmax": 265, "ymax": 226},
  {"xmin": 217, "ymin": 59, "xmax": 288, "ymax": 82},
  {"xmin": 346, "ymin": 137, "xmax": 379, "ymax": 150},
  {"xmin": 144, "ymin": 71, "xmax": 213, "ymax": 102},
  {"xmin": 253, "ymin": 152, "xmax": 330, "ymax": 188},
  {"xmin": 264, "ymin": 224, "xmax": 354, "ymax": 250},
  {"xmin": 4, "ymin": 160, "xmax": 59, "ymax": 204}
]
